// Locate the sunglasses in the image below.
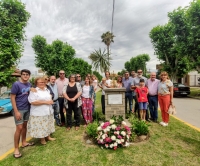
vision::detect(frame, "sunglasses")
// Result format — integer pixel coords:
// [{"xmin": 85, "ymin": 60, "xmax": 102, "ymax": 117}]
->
[
  {"xmin": 137, "ymin": 72, "xmax": 142, "ymax": 73},
  {"xmin": 59, "ymin": 73, "xmax": 65, "ymax": 75},
  {"xmin": 76, "ymin": 76, "xmax": 81, "ymax": 77}
]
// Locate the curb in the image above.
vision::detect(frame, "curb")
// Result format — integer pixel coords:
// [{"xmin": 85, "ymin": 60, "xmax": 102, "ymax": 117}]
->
[
  {"xmin": 0, "ymin": 137, "xmax": 32, "ymax": 161},
  {"xmin": 188, "ymin": 96, "xmax": 200, "ymax": 100}
]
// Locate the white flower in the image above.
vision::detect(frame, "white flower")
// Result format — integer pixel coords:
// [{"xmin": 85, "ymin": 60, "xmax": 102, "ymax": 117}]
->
[
  {"xmin": 124, "ymin": 142, "xmax": 130, "ymax": 147},
  {"xmin": 122, "ymin": 121, "xmax": 127, "ymax": 125},
  {"xmin": 101, "ymin": 123, "xmax": 104, "ymax": 127},
  {"xmin": 97, "ymin": 126, "xmax": 102, "ymax": 131},
  {"xmin": 113, "ymin": 142, "xmax": 118, "ymax": 147},
  {"xmin": 105, "ymin": 144, "xmax": 109, "ymax": 148},
  {"xmin": 116, "ymin": 131, "xmax": 119, "ymax": 135},
  {"xmin": 121, "ymin": 139, "xmax": 124, "ymax": 143},
  {"xmin": 103, "ymin": 129, "xmax": 107, "ymax": 133},
  {"xmin": 99, "ymin": 131, "xmax": 103, "ymax": 136},
  {"xmin": 109, "ymin": 119, "xmax": 115, "ymax": 124},
  {"xmin": 126, "ymin": 135, "xmax": 129, "ymax": 139},
  {"xmin": 100, "ymin": 139, "xmax": 103, "ymax": 143},
  {"xmin": 121, "ymin": 131, "xmax": 126, "ymax": 136},
  {"xmin": 110, "ymin": 144, "xmax": 114, "ymax": 148},
  {"xmin": 117, "ymin": 140, "xmax": 121, "ymax": 144},
  {"xmin": 102, "ymin": 134, "xmax": 106, "ymax": 139},
  {"xmin": 111, "ymin": 135, "xmax": 116, "ymax": 141},
  {"xmin": 111, "ymin": 124, "xmax": 117, "ymax": 130}
]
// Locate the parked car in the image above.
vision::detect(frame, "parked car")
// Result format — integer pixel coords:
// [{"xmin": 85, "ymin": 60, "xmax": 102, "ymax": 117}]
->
[
  {"xmin": 0, "ymin": 91, "xmax": 13, "ymax": 115},
  {"xmin": 173, "ymin": 83, "xmax": 190, "ymax": 97}
]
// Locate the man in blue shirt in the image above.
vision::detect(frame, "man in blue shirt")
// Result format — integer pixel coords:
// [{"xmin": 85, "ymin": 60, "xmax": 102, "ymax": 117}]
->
[
  {"xmin": 122, "ymin": 71, "xmax": 133, "ymax": 114},
  {"xmin": 48, "ymin": 75, "xmax": 61, "ymax": 126}
]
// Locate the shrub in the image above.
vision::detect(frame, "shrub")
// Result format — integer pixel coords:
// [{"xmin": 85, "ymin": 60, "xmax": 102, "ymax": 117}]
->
[
  {"xmin": 133, "ymin": 119, "xmax": 149, "ymax": 136},
  {"xmin": 86, "ymin": 121, "xmax": 99, "ymax": 139}
]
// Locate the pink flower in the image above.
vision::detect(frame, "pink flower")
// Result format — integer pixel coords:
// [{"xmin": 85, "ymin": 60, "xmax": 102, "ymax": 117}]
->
[
  {"xmin": 124, "ymin": 126, "xmax": 131, "ymax": 131},
  {"xmin": 102, "ymin": 122, "xmax": 110, "ymax": 129},
  {"xmin": 114, "ymin": 146, "xmax": 117, "ymax": 150},
  {"xmin": 117, "ymin": 135, "xmax": 122, "ymax": 139},
  {"xmin": 105, "ymin": 137, "xmax": 112, "ymax": 143},
  {"xmin": 116, "ymin": 126, "xmax": 121, "ymax": 131}
]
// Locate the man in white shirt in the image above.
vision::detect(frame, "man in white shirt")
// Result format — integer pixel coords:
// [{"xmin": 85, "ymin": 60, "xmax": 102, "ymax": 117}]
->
[
  {"xmin": 98, "ymin": 71, "xmax": 111, "ymax": 114},
  {"xmin": 56, "ymin": 70, "xmax": 69, "ymax": 126}
]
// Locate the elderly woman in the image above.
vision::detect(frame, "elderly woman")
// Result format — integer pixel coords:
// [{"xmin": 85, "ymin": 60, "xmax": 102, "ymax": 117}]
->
[
  {"xmin": 28, "ymin": 77, "xmax": 55, "ymax": 145},
  {"xmin": 81, "ymin": 76, "xmax": 95, "ymax": 126},
  {"xmin": 63, "ymin": 74, "xmax": 82, "ymax": 131},
  {"xmin": 158, "ymin": 71, "xmax": 173, "ymax": 127}
]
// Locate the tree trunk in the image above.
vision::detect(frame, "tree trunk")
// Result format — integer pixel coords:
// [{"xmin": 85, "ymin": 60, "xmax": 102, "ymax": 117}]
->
[{"xmin": 170, "ymin": 73, "xmax": 177, "ymax": 83}]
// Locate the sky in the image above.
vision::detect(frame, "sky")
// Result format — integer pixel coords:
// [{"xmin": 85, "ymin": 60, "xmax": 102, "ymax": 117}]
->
[{"xmin": 19, "ymin": 0, "xmax": 192, "ymax": 75}]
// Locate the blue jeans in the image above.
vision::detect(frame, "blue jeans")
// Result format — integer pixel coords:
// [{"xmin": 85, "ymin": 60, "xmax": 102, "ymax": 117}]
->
[
  {"xmin": 148, "ymin": 95, "xmax": 158, "ymax": 120},
  {"xmin": 125, "ymin": 92, "xmax": 133, "ymax": 113},
  {"xmin": 52, "ymin": 101, "xmax": 61, "ymax": 125}
]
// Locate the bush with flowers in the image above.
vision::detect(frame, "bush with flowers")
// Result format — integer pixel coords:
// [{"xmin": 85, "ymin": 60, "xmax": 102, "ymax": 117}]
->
[{"xmin": 96, "ymin": 116, "xmax": 131, "ymax": 150}]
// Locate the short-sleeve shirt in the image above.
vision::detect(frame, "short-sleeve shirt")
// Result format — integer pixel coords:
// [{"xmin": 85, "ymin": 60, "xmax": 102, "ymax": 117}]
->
[
  {"xmin": 122, "ymin": 77, "xmax": 133, "ymax": 92},
  {"xmin": 28, "ymin": 87, "xmax": 53, "ymax": 116},
  {"xmin": 135, "ymin": 87, "xmax": 148, "ymax": 102},
  {"xmin": 11, "ymin": 81, "xmax": 31, "ymax": 110},
  {"xmin": 158, "ymin": 80, "xmax": 173, "ymax": 95},
  {"xmin": 56, "ymin": 78, "xmax": 69, "ymax": 96},
  {"xmin": 131, "ymin": 76, "xmax": 147, "ymax": 86}
]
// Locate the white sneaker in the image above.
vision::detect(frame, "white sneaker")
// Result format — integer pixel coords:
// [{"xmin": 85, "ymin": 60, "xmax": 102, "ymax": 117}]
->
[
  {"xmin": 163, "ymin": 123, "xmax": 168, "ymax": 127},
  {"xmin": 159, "ymin": 121, "xmax": 165, "ymax": 126}
]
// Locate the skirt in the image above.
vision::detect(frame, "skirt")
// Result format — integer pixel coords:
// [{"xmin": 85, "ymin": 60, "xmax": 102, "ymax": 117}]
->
[
  {"xmin": 81, "ymin": 97, "xmax": 93, "ymax": 124},
  {"xmin": 28, "ymin": 114, "xmax": 55, "ymax": 138}
]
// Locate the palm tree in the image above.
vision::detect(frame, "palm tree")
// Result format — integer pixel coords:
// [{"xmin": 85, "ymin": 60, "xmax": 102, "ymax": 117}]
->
[
  {"xmin": 101, "ymin": 31, "xmax": 115, "ymax": 58},
  {"xmin": 88, "ymin": 48, "xmax": 112, "ymax": 73}
]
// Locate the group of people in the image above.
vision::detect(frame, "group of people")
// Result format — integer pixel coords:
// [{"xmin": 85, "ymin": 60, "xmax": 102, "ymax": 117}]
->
[
  {"xmin": 11, "ymin": 69, "xmax": 98, "ymax": 158},
  {"xmin": 11, "ymin": 68, "xmax": 173, "ymax": 159},
  {"xmin": 99, "ymin": 70, "xmax": 173, "ymax": 126}
]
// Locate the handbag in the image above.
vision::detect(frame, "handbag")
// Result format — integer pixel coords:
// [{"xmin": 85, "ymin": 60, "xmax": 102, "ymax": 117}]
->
[{"xmin": 167, "ymin": 105, "xmax": 177, "ymax": 115}]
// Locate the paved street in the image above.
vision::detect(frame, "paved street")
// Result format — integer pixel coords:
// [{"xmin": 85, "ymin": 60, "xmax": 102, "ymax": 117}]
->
[
  {"xmin": 173, "ymin": 97, "xmax": 200, "ymax": 129},
  {"xmin": 0, "ymin": 97, "xmax": 199, "ymax": 157}
]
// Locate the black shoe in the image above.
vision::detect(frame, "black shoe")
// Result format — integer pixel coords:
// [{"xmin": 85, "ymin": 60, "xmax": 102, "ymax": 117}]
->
[
  {"xmin": 57, "ymin": 123, "xmax": 62, "ymax": 127},
  {"xmin": 146, "ymin": 119, "xmax": 151, "ymax": 122},
  {"xmin": 154, "ymin": 119, "xmax": 158, "ymax": 123}
]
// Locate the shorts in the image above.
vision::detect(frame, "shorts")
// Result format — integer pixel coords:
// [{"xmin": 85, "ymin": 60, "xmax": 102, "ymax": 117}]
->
[
  {"xmin": 138, "ymin": 102, "xmax": 148, "ymax": 110},
  {"xmin": 14, "ymin": 110, "xmax": 30, "ymax": 125}
]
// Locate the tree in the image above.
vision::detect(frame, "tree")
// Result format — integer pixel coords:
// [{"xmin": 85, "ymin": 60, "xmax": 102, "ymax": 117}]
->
[
  {"xmin": 124, "ymin": 54, "xmax": 150, "ymax": 75},
  {"xmin": 70, "ymin": 58, "xmax": 92, "ymax": 78},
  {"xmin": 92, "ymin": 71, "xmax": 103, "ymax": 82},
  {"xmin": 101, "ymin": 31, "xmax": 115, "ymax": 58},
  {"xmin": 118, "ymin": 69, "xmax": 126, "ymax": 76},
  {"xmin": 88, "ymin": 48, "xmax": 111, "ymax": 73},
  {"xmin": 149, "ymin": 8, "xmax": 191, "ymax": 81},
  {"xmin": 32, "ymin": 35, "xmax": 76, "ymax": 76},
  {"xmin": 0, "ymin": 0, "xmax": 30, "ymax": 87}
]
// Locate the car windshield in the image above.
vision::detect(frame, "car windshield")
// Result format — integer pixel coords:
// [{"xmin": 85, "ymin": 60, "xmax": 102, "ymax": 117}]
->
[
  {"xmin": 0, "ymin": 92, "xmax": 11, "ymax": 99},
  {"xmin": 177, "ymin": 84, "xmax": 185, "ymax": 87}
]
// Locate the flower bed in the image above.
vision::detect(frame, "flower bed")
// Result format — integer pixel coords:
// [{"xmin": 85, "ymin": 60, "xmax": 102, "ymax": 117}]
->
[{"xmin": 96, "ymin": 116, "xmax": 131, "ymax": 150}]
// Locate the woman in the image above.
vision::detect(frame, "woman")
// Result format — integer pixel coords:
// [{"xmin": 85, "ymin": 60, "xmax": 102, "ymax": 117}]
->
[
  {"xmin": 81, "ymin": 77, "xmax": 95, "ymax": 126},
  {"xmin": 116, "ymin": 75, "xmax": 123, "ymax": 88},
  {"xmin": 158, "ymin": 71, "xmax": 173, "ymax": 127},
  {"xmin": 63, "ymin": 74, "xmax": 82, "ymax": 131},
  {"xmin": 28, "ymin": 77, "xmax": 55, "ymax": 145}
]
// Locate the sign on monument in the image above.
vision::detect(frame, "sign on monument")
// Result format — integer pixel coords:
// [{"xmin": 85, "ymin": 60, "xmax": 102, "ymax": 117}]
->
[{"xmin": 108, "ymin": 94, "xmax": 122, "ymax": 104}]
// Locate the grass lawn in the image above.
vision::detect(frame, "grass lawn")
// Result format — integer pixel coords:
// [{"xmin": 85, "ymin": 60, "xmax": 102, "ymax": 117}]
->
[
  {"xmin": 189, "ymin": 87, "xmax": 200, "ymax": 99},
  {"xmin": 1, "ymin": 92, "xmax": 200, "ymax": 166}
]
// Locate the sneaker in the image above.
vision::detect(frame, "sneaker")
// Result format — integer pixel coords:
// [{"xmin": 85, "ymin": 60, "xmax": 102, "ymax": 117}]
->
[
  {"xmin": 163, "ymin": 123, "xmax": 168, "ymax": 127},
  {"xmin": 159, "ymin": 121, "xmax": 165, "ymax": 126}
]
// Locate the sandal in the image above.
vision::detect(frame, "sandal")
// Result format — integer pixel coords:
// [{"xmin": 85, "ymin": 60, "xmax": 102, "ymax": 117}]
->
[
  {"xmin": 66, "ymin": 127, "xmax": 71, "ymax": 131},
  {"xmin": 13, "ymin": 153, "xmax": 22, "ymax": 158},
  {"xmin": 21, "ymin": 142, "xmax": 35, "ymax": 148},
  {"xmin": 75, "ymin": 127, "xmax": 79, "ymax": 131}
]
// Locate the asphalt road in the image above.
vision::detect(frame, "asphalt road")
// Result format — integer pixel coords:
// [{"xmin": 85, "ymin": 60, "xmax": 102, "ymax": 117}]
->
[{"xmin": 0, "ymin": 97, "xmax": 199, "ymax": 157}]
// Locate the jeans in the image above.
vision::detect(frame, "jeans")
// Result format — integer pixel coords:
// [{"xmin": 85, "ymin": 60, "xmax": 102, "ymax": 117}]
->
[
  {"xmin": 148, "ymin": 95, "xmax": 158, "ymax": 120},
  {"xmin": 58, "ymin": 97, "xmax": 65, "ymax": 124},
  {"xmin": 125, "ymin": 92, "xmax": 133, "ymax": 113},
  {"xmin": 67, "ymin": 100, "xmax": 80, "ymax": 127},
  {"xmin": 52, "ymin": 101, "xmax": 61, "ymax": 125},
  {"xmin": 101, "ymin": 95, "xmax": 105, "ymax": 114}
]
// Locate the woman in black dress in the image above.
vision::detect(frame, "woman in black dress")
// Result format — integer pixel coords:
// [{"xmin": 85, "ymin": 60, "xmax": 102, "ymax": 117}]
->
[{"xmin": 63, "ymin": 74, "xmax": 82, "ymax": 131}]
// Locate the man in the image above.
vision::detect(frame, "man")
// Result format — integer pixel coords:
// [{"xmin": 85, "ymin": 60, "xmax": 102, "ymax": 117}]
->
[
  {"xmin": 131, "ymin": 69, "xmax": 148, "ymax": 119},
  {"xmin": 11, "ymin": 69, "xmax": 34, "ymax": 158},
  {"xmin": 130, "ymin": 70, "xmax": 137, "ymax": 112},
  {"xmin": 122, "ymin": 71, "xmax": 133, "ymax": 114},
  {"xmin": 147, "ymin": 72, "xmax": 160, "ymax": 122},
  {"xmin": 49, "ymin": 75, "xmax": 61, "ymax": 126},
  {"xmin": 99, "ymin": 71, "xmax": 111, "ymax": 114},
  {"xmin": 76, "ymin": 73, "xmax": 85, "ymax": 87},
  {"xmin": 56, "ymin": 70, "xmax": 69, "ymax": 126}
]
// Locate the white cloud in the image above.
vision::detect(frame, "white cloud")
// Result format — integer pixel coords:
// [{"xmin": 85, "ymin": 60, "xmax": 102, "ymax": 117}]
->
[{"xmin": 19, "ymin": 0, "xmax": 192, "ymax": 74}]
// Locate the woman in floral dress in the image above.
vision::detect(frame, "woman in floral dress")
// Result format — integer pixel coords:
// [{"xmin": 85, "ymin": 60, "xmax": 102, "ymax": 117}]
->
[{"xmin": 28, "ymin": 77, "xmax": 55, "ymax": 145}]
